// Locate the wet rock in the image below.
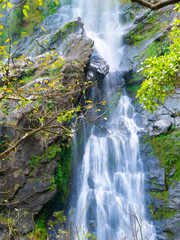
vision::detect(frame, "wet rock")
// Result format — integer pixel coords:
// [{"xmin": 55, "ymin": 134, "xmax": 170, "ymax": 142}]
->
[
  {"xmin": 86, "ymin": 189, "xmax": 97, "ymax": 234},
  {"xmin": 148, "ymin": 120, "xmax": 172, "ymax": 136},
  {"xmin": 0, "ymin": 111, "xmax": 4, "ymax": 122},
  {"xmin": 133, "ymin": 113, "xmax": 145, "ymax": 129},
  {"xmin": 49, "ymin": 17, "xmax": 84, "ymax": 50},
  {"xmin": 88, "ymin": 172, "xmax": 95, "ymax": 189},
  {"xmin": 108, "ymin": 71, "xmax": 125, "ymax": 89},
  {"xmin": 168, "ymin": 167, "xmax": 176, "ymax": 178},
  {"xmin": 86, "ymin": 55, "xmax": 109, "ymax": 82},
  {"xmin": 168, "ymin": 182, "xmax": 180, "ymax": 209}
]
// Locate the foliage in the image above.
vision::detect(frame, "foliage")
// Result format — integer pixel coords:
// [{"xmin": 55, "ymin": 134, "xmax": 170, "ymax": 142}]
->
[
  {"xmin": 0, "ymin": 0, "xmax": 61, "ymax": 44},
  {"xmin": 48, "ymin": 210, "xmax": 97, "ymax": 240},
  {"xmin": 136, "ymin": 4, "xmax": 180, "ymax": 113},
  {"xmin": 148, "ymin": 203, "xmax": 177, "ymax": 220},
  {"xmin": 151, "ymin": 129, "xmax": 180, "ymax": 185},
  {"xmin": 55, "ymin": 143, "xmax": 72, "ymax": 195},
  {"xmin": 149, "ymin": 190, "xmax": 169, "ymax": 200},
  {"xmin": 124, "ymin": 12, "xmax": 168, "ymax": 45},
  {"xmin": 27, "ymin": 212, "xmax": 48, "ymax": 240},
  {"xmin": 8, "ymin": 7, "xmax": 23, "ymax": 40},
  {"xmin": 145, "ymin": 35, "xmax": 170, "ymax": 58}
]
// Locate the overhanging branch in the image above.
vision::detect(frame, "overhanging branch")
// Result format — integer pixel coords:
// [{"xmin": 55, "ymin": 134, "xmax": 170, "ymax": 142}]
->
[{"xmin": 131, "ymin": 0, "xmax": 180, "ymax": 10}]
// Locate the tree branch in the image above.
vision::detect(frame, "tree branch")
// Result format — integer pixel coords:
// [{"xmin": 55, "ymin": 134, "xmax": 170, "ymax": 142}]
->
[{"xmin": 131, "ymin": 0, "xmax": 180, "ymax": 10}]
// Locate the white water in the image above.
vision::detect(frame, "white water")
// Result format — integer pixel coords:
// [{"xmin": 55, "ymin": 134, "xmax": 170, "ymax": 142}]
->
[
  {"xmin": 73, "ymin": 0, "xmax": 124, "ymax": 71},
  {"xmin": 72, "ymin": 0, "xmax": 156, "ymax": 239}
]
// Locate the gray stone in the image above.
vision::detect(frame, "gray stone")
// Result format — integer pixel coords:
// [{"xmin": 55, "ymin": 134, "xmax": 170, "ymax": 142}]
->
[
  {"xmin": 0, "ymin": 111, "xmax": 4, "ymax": 122},
  {"xmin": 89, "ymin": 55, "xmax": 109, "ymax": 76},
  {"xmin": 168, "ymin": 167, "xmax": 176, "ymax": 178},
  {"xmin": 168, "ymin": 182, "xmax": 180, "ymax": 209},
  {"xmin": 60, "ymin": 33, "xmax": 94, "ymax": 64},
  {"xmin": 86, "ymin": 55, "xmax": 109, "ymax": 83},
  {"xmin": 149, "ymin": 120, "xmax": 172, "ymax": 136}
]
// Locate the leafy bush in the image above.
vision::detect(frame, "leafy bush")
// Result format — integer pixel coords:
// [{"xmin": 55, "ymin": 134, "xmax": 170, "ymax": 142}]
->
[{"xmin": 137, "ymin": 4, "xmax": 180, "ymax": 113}]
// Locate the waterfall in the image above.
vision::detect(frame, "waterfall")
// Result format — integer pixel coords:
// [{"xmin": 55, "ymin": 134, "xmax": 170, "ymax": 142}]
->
[{"xmin": 70, "ymin": 0, "xmax": 156, "ymax": 239}]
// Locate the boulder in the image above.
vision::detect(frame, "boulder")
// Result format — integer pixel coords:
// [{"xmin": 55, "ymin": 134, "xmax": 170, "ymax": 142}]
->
[
  {"xmin": 86, "ymin": 55, "xmax": 109, "ymax": 80},
  {"xmin": 61, "ymin": 34, "xmax": 94, "ymax": 64},
  {"xmin": 148, "ymin": 120, "xmax": 172, "ymax": 136}
]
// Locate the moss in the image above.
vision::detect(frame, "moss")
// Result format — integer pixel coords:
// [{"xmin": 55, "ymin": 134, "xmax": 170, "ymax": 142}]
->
[
  {"xmin": 8, "ymin": 7, "xmax": 23, "ymax": 41},
  {"xmin": 125, "ymin": 9, "xmax": 169, "ymax": 46},
  {"xmin": 55, "ymin": 142, "xmax": 72, "ymax": 202},
  {"xmin": 149, "ymin": 203, "xmax": 177, "ymax": 220},
  {"xmin": 135, "ymin": 32, "xmax": 170, "ymax": 65},
  {"xmin": 151, "ymin": 129, "xmax": 180, "ymax": 187},
  {"xmin": 126, "ymin": 85, "xmax": 140, "ymax": 95},
  {"xmin": 50, "ymin": 21, "xmax": 80, "ymax": 46},
  {"xmin": 27, "ymin": 211, "xmax": 48, "ymax": 240},
  {"xmin": 130, "ymin": 72, "xmax": 142, "ymax": 84},
  {"xmin": 149, "ymin": 191, "xmax": 169, "ymax": 201},
  {"xmin": 166, "ymin": 231, "xmax": 174, "ymax": 239}
]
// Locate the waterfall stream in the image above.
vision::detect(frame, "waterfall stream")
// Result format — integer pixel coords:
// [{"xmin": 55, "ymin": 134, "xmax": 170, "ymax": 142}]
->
[{"xmin": 70, "ymin": 0, "xmax": 156, "ymax": 239}]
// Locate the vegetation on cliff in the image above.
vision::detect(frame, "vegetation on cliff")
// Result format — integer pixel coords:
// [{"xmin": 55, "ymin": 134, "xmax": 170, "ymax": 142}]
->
[{"xmin": 137, "ymin": 4, "xmax": 180, "ymax": 114}]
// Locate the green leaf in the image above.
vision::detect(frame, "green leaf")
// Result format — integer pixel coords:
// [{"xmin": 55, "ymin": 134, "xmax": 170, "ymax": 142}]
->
[
  {"xmin": 53, "ymin": 0, "xmax": 59, "ymax": 5},
  {"xmin": 7, "ymin": 2, "xmax": 13, "ymax": 8},
  {"xmin": 23, "ymin": 9, "xmax": 28, "ymax": 17},
  {"xmin": 58, "ymin": 117, "xmax": 62, "ymax": 124},
  {"xmin": 23, "ymin": 5, "xmax": 30, "ymax": 11}
]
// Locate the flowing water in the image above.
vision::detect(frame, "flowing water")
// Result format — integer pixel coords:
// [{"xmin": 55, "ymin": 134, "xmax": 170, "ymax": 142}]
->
[{"xmin": 70, "ymin": 0, "xmax": 156, "ymax": 239}]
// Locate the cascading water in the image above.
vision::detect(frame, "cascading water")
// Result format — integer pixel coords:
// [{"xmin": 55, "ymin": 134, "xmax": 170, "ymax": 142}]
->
[
  {"xmin": 73, "ymin": 0, "xmax": 123, "ymax": 71},
  {"xmin": 70, "ymin": 0, "xmax": 156, "ymax": 239}
]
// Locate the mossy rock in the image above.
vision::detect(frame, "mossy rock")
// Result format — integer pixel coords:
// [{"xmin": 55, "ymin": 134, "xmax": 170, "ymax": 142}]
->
[{"xmin": 49, "ymin": 17, "xmax": 84, "ymax": 49}]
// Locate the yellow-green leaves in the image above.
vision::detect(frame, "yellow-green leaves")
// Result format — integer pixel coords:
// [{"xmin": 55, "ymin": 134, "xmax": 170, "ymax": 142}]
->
[
  {"xmin": 2, "ymin": 3, "xmax": 6, "ymax": 9},
  {"xmin": 23, "ymin": 5, "xmax": 30, "ymax": 17},
  {"xmin": 2, "ymin": 1, "xmax": 14, "ymax": 9},
  {"xmin": 53, "ymin": 0, "xmax": 59, "ymax": 5},
  {"xmin": 5, "ymin": 38, "xmax": 10, "ymax": 44},
  {"xmin": 136, "ymin": 3, "xmax": 180, "ymax": 114},
  {"xmin": 7, "ymin": 2, "xmax": 13, "ymax": 8},
  {"xmin": 41, "ymin": 26, "xmax": 47, "ymax": 32},
  {"xmin": 0, "ymin": 24, "xmax": 4, "ymax": 36},
  {"xmin": 21, "ymin": 32, "xmax": 27, "ymax": 38},
  {"xmin": 136, "ymin": 20, "xmax": 180, "ymax": 113},
  {"xmin": 39, "ymin": 0, "xmax": 43, "ymax": 7}
]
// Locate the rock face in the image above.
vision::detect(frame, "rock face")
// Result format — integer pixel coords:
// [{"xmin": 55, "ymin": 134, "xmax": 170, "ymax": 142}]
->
[
  {"xmin": 142, "ymin": 92, "xmax": 180, "ymax": 129},
  {"xmin": 139, "ymin": 132, "xmax": 180, "ymax": 240},
  {"xmin": 12, "ymin": 17, "xmax": 85, "ymax": 58},
  {"xmin": 0, "ymin": 16, "xmax": 99, "ymax": 236},
  {"xmin": 132, "ymin": 90, "xmax": 180, "ymax": 240}
]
